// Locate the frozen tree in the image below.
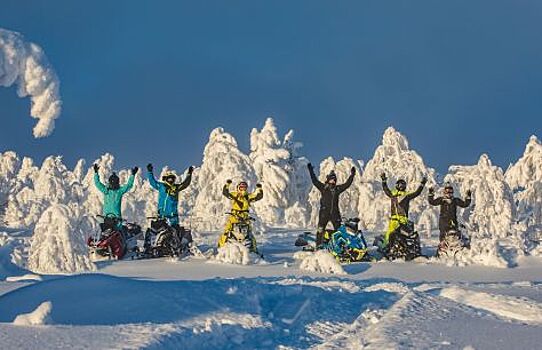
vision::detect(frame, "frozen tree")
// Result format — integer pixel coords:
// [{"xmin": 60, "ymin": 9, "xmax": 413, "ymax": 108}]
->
[
  {"xmin": 358, "ymin": 127, "xmax": 438, "ymax": 234},
  {"xmin": 192, "ymin": 128, "xmax": 257, "ymax": 231},
  {"xmin": 0, "ymin": 151, "xmax": 22, "ymax": 205},
  {"xmin": 28, "ymin": 204, "xmax": 94, "ymax": 274},
  {"xmin": 445, "ymin": 154, "xmax": 515, "ymax": 238},
  {"xmin": 249, "ymin": 118, "xmax": 292, "ymax": 226},
  {"xmin": 0, "ymin": 28, "xmax": 62, "ymax": 138}
]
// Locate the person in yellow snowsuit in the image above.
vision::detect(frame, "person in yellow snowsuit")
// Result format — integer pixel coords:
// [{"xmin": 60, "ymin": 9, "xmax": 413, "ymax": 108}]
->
[
  {"xmin": 380, "ymin": 172, "xmax": 427, "ymax": 248},
  {"xmin": 218, "ymin": 180, "xmax": 263, "ymax": 250}
]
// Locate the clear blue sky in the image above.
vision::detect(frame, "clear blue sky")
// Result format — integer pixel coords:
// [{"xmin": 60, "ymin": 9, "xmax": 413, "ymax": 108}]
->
[{"xmin": 1, "ymin": 1, "xmax": 541, "ymax": 174}]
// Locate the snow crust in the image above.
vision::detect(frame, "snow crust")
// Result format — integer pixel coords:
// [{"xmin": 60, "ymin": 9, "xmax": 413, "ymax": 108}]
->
[
  {"xmin": 294, "ymin": 250, "xmax": 346, "ymax": 275},
  {"xmin": 211, "ymin": 242, "xmax": 262, "ymax": 265}
]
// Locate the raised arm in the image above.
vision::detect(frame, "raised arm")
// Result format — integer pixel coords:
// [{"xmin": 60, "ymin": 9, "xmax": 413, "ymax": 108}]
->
[
  {"xmin": 406, "ymin": 177, "xmax": 427, "ymax": 200},
  {"xmin": 308, "ymin": 163, "xmax": 325, "ymax": 191},
  {"xmin": 222, "ymin": 181, "xmax": 235, "ymax": 200},
  {"xmin": 248, "ymin": 184, "xmax": 264, "ymax": 203},
  {"xmin": 455, "ymin": 190, "xmax": 472, "ymax": 208},
  {"xmin": 93, "ymin": 172, "xmax": 107, "ymax": 194},
  {"xmin": 146, "ymin": 164, "xmax": 162, "ymax": 191},
  {"xmin": 427, "ymin": 188, "xmax": 442, "ymax": 206},
  {"xmin": 178, "ymin": 166, "xmax": 194, "ymax": 192},
  {"xmin": 337, "ymin": 167, "xmax": 356, "ymax": 193},
  {"xmin": 381, "ymin": 173, "xmax": 393, "ymax": 198}
]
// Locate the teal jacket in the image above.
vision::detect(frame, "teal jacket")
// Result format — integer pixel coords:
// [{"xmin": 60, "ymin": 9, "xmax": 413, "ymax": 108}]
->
[
  {"xmin": 94, "ymin": 173, "xmax": 135, "ymax": 218},
  {"xmin": 147, "ymin": 171, "xmax": 192, "ymax": 225}
]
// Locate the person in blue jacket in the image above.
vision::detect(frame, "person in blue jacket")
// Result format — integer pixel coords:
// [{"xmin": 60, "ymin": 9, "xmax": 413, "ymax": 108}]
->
[
  {"xmin": 93, "ymin": 163, "xmax": 138, "ymax": 225},
  {"xmin": 146, "ymin": 163, "xmax": 193, "ymax": 229}
]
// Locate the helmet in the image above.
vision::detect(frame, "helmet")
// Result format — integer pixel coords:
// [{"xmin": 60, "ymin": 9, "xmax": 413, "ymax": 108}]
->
[
  {"xmin": 108, "ymin": 173, "xmax": 120, "ymax": 190},
  {"xmin": 237, "ymin": 181, "xmax": 248, "ymax": 191},
  {"xmin": 444, "ymin": 183, "xmax": 454, "ymax": 196},
  {"xmin": 395, "ymin": 179, "xmax": 407, "ymax": 191},
  {"xmin": 326, "ymin": 171, "xmax": 337, "ymax": 183},
  {"xmin": 162, "ymin": 171, "xmax": 176, "ymax": 183}
]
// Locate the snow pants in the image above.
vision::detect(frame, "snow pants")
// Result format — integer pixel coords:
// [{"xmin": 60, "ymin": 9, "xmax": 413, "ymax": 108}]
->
[
  {"xmin": 316, "ymin": 211, "xmax": 342, "ymax": 246},
  {"xmin": 384, "ymin": 215, "xmax": 409, "ymax": 247}
]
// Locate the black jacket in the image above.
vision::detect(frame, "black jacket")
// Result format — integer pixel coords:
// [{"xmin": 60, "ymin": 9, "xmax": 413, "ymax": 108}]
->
[
  {"xmin": 428, "ymin": 193, "xmax": 471, "ymax": 229},
  {"xmin": 309, "ymin": 167, "xmax": 355, "ymax": 218},
  {"xmin": 382, "ymin": 181, "xmax": 425, "ymax": 217}
]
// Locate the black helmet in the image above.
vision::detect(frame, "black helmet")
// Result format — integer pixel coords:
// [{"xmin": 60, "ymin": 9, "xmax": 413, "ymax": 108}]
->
[
  {"xmin": 326, "ymin": 171, "xmax": 337, "ymax": 183},
  {"xmin": 395, "ymin": 179, "xmax": 407, "ymax": 191},
  {"xmin": 108, "ymin": 173, "xmax": 120, "ymax": 190},
  {"xmin": 345, "ymin": 218, "xmax": 360, "ymax": 232}
]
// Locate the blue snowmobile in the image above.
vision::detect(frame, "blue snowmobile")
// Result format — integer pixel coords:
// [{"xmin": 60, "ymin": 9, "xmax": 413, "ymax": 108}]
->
[{"xmin": 295, "ymin": 218, "xmax": 370, "ymax": 263}]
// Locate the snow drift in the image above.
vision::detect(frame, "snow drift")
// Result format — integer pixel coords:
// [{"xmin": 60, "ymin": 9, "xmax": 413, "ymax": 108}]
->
[{"xmin": 0, "ymin": 28, "xmax": 62, "ymax": 138}]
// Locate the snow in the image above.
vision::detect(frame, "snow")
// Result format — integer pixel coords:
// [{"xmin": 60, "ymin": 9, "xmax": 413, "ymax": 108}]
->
[
  {"xmin": 0, "ymin": 28, "xmax": 62, "ymax": 138},
  {"xmin": 440, "ymin": 286, "xmax": 542, "ymax": 325},
  {"xmin": 28, "ymin": 205, "xmax": 95, "ymax": 274},
  {"xmin": 1, "ymin": 125, "xmax": 542, "ymax": 348},
  {"xmin": 12, "ymin": 301, "xmax": 53, "ymax": 326},
  {"xmin": 294, "ymin": 250, "xmax": 346, "ymax": 275},
  {"xmin": 211, "ymin": 242, "xmax": 263, "ymax": 266}
]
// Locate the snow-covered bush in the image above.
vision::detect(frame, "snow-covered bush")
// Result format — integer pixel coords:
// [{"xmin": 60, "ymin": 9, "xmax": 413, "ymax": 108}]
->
[{"xmin": 28, "ymin": 204, "xmax": 95, "ymax": 274}]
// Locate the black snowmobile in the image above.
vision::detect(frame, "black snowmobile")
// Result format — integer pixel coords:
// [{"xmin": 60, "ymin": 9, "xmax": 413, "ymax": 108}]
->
[
  {"xmin": 374, "ymin": 220, "xmax": 423, "ymax": 261},
  {"xmin": 136, "ymin": 216, "xmax": 193, "ymax": 259}
]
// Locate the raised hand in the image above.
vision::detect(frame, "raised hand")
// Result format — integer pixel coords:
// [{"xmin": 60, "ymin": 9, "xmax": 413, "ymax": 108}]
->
[
  {"xmin": 380, "ymin": 172, "xmax": 387, "ymax": 181},
  {"xmin": 93, "ymin": 164, "xmax": 99, "ymax": 173},
  {"xmin": 188, "ymin": 166, "xmax": 194, "ymax": 174},
  {"xmin": 132, "ymin": 167, "xmax": 139, "ymax": 175},
  {"xmin": 351, "ymin": 167, "xmax": 356, "ymax": 175},
  {"xmin": 256, "ymin": 183, "xmax": 263, "ymax": 188},
  {"xmin": 421, "ymin": 176, "xmax": 428, "ymax": 184},
  {"xmin": 226, "ymin": 179, "xmax": 232, "ymax": 185},
  {"xmin": 147, "ymin": 163, "xmax": 153, "ymax": 172}
]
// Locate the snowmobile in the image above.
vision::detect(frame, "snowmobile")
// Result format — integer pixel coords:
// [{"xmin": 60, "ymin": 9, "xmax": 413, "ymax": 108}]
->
[
  {"xmin": 374, "ymin": 220, "xmax": 422, "ymax": 261},
  {"xmin": 87, "ymin": 214, "xmax": 141, "ymax": 260},
  {"xmin": 137, "ymin": 216, "xmax": 192, "ymax": 259},
  {"xmin": 295, "ymin": 218, "xmax": 370, "ymax": 263},
  {"xmin": 222, "ymin": 211, "xmax": 259, "ymax": 254},
  {"xmin": 436, "ymin": 224, "xmax": 470, "ymax": 258}
]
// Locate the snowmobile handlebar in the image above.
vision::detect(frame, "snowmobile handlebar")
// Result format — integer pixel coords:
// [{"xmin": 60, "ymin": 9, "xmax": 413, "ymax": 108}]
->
[{"xmin": 225, "ymin": 212, "xmax": 256, "ymax": 221}]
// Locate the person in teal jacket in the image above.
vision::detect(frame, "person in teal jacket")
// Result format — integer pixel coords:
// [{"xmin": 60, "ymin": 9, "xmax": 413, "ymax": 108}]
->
[
  {"xmin": 93, "ymin": 163, "xmax": 138, "ymax": 220},
  {"xmin": 146, "ymin": 163, "xmax": 193, "ymax": 227}
]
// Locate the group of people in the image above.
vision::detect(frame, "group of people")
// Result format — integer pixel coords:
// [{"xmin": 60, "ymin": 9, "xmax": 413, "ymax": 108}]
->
[
  {"xmin": 93, "ymin": 160, "xmax": 472, "ymax": 255},
  {"xmin": 308, "ymin": 163, "xmax": 472, "ymax": 251},
  {"xmin": 93, "ymin": 163, "xmax": 263, "ymax": 250}
]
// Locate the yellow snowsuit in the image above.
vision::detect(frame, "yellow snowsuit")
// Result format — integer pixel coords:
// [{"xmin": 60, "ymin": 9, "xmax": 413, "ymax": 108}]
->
[
  {"xmin": 218, "ymin": 183, "xmax": 263, "ymax": 249},
  {"xmin": 382, "ymin": 181, "xmax": 425, "ymax": 246}
]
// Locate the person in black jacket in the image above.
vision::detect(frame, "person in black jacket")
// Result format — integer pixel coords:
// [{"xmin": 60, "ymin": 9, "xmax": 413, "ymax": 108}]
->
[
  {"xmin": 428, "ymin": 184, "xmax": 472, "ymax": 241},
  {"xmin": 308, "ymin": 163, "xmax": 356, "ymax": 246}
]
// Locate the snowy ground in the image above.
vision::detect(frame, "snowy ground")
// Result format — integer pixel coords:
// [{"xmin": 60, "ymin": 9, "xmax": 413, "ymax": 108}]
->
[{"xmin": 1, "ymin": 228, "xmax": 542, "ymax": 350}]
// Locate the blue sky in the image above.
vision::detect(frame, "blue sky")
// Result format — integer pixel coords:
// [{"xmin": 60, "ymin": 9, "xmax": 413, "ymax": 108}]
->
[{"xmin": 1, "ymin": 1, "xmax": 541, "ymax": 174}]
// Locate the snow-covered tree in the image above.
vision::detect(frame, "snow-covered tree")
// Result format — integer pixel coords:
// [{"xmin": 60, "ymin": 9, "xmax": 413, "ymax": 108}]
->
[
  {"xmin": 505, "ymin": 135, "xmax": 542, "ymax": 226},
  {"xmin": 250, "ymin": 118, "xmax": 292, "ymax": 226},
  {"xmin": 192, "ymin": 127, "xmax": 257, "ymax": 231},
  {"xmin": 0, "ymin": 151, "xmax": 22, "ymax": 205},
  {"xmin": 357, "ymin": 127, "xmax": 438, "ymax": 234},
  {"xmin": 28, "ymin": 204, "xmax": 94, "ymax": 273},
  {"xmin": 445, "ymin": 154, "xmax": 515, "ymax": 238}
]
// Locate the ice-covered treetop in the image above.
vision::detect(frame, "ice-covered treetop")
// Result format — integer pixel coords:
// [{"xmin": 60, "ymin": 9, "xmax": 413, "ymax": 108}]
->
[
  {"xmin": 362, "ymin": 126, "xmax": 434, "ymax": 183},
  {"xmin": 505, "ymin": 135, "xmax": 542, "ymax": 190},
  {"xmin": 0, "ymin": 28, "xmax": 62, "ymax": 138}
]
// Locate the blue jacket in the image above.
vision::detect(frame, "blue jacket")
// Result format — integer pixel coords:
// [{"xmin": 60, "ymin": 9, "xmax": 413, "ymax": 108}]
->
[
  {"xmin": 94, "ymin": 173, "xmax": 135, "ymax": 218},
  {"xmin": 148, "ymin": 171, "xmax": 192, "ymax": 224}
]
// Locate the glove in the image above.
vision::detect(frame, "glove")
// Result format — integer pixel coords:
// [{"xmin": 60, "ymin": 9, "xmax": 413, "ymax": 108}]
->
[
  {"xmin": 256, "ymin": 183, "xmax": 263, "ymax": 189},
  {"xmin": 380, "ymin": 172, "xmax": 387, "ymax": 181},
  {"xmin": 421, "ymin": 176, "xmax": 428, "ymax": 184},
  {"xmin": 428, "ymin": 187, "xmax": 434, "ymax": 195},
  {"xmin": 226, "ymin": 179, "xmax": 232, "ymax": 185},
  {"xmin": 131, "ymin": 167, "xmax": 139, "ymax": 175},
  {"xmin": 93, "ymin": 164, "xmax": 99, "ymax": 173},
  {"xmin": 307, "ymin": 163, "xmax": 313, "ymax": 171},
  {"xmin": 147, "ymin": 163, "xmax": 153, "ymax": 172},
  {"xmin": 351, "ymin": 167, "xmax": 356, "ymax": 175},
  {"xmin": 466, "ymin": 189, "xmax": 472, "ymax": 197},
  {"xmin": 188, "ymin": 166, "xmax": 194, "ymax": 174}
]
